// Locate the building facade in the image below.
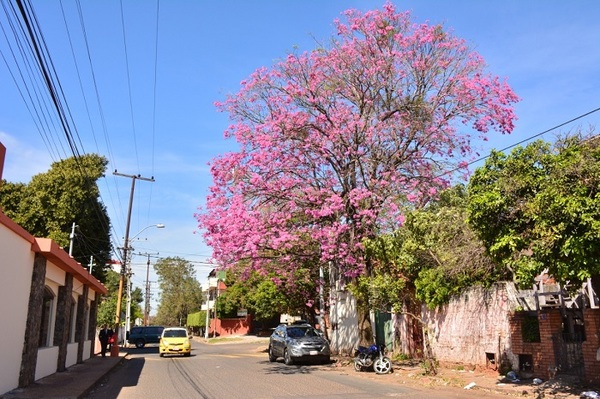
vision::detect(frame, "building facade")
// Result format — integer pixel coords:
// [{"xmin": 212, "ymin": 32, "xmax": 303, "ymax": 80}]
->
[{"xmin": 0, "ymin": 143, "xmax": 107, "ymax": 395}]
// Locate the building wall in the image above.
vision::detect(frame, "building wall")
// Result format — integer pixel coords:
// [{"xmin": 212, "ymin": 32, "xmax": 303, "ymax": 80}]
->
[
  {"xmin": 66, "ymin": 343, "xmax": 79, "ymax": 368},
  {"xmin": 209, "ymin": 315, "xmax": 252, "ymax": 337},
  {"xmin": 422, "ymin": 283, "xmax": 518, "ymax": 368},
  {"xmin": 329, "ymin": 290, "xmax": 359, "ymax": 355},
  {"xmin": 34, "ymin": 347, "xmax": 59, "ymax": 381},
  {"xmin": 0, "ymin": 224, "xmax": 35, "ymax": 394},
  {"xmin": 582, "ymin": 308, "xmax": 600, "ymax": 384},
  {"xmin": 0, "ymin": 213, "xmax": 107, "ymax": 395}
]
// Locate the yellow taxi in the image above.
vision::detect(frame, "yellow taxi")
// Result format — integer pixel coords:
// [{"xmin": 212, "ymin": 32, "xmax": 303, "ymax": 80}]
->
[{"xmin": 159, "ymin": 327, "xmax": 192, "ymax": 357}]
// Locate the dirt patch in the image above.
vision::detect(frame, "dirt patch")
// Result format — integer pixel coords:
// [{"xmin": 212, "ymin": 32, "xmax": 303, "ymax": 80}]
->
[{"xmin": 331, "ymin": 356, "xmax": 591, "ymax": 399}]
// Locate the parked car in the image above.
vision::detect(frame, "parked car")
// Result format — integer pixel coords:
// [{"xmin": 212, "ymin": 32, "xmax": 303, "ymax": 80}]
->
[
  {"xmin": 128, "ymin": 326, "xmax": 164, "ymax": 348},
  {"xmin": 268, "ymin": 323, "xmax": 330, "ymax": 365},
  {"xmin": 159, "ymin": 327, "xmax": 192, "ymax": 357}
]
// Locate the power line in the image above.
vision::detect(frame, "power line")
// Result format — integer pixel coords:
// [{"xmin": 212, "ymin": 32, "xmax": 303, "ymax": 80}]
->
[{"xmin": 469, "ymin": 106, "xmax": 600, "ymax": 166}]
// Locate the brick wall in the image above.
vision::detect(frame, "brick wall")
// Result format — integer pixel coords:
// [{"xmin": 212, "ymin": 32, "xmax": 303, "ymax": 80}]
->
[
  {"xmin": 582, "ymin": 308, "xmax": 600, "ymax": 385},
  {"xmin": 421, "ymin": 283, "xmax": 516, "ymax": 368}
]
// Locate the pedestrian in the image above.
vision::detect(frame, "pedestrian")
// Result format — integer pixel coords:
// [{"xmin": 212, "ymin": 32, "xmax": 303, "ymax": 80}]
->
[{"xmin": 98, "ymin": 324, "xmax": 114, "ymax": 357}]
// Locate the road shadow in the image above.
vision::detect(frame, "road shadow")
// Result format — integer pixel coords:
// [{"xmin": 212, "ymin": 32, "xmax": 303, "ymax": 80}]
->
[
  {"xmin": 260, "ymin": 358, "xmax": 336, "ymax": 375},
  {"xmin": 85, "ymin": 357, "xmax": 146, "ymax": 398}
]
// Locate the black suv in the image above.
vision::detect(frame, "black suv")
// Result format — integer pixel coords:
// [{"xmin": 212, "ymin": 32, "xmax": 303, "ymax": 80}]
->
[{"xmin": 128, "ymin": 326, "xmax": 164, "ymax": 348}]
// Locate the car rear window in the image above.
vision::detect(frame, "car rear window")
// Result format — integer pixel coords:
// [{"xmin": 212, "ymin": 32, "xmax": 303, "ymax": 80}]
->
[{"xmin": 164, "ymin": 329, "xmax": 187, "ymax": 338}]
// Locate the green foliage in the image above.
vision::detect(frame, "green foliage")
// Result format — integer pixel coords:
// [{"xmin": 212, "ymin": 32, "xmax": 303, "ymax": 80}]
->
[
  {"xmin": 363, "ymin": 185, "xmax": 504, "ymax": 309},
  {"xmin": 130, "ymin": 287, "xmax": 144, "ymax": 322},
  {"xmin": 468, "ymin": 134, "xmax": 600, "ymax": 287},
  {"xmin": 96, "ymin": 270, "xmax": 120, "ymax": 326},
  {"xmin": 218, "ymin": 269, "xmax": 302, "ymax": 321},
  {"xmin": 186, "ymin": 310, "xmax": 207, "ymax": 327},
  {"xmin": 348, "ymin": 273, "xmax": 406, "ymax": 312},
  {"xmin": 0, "ymin": 154, "xmax": 112, "ymax": 281},
  {"xmin": 246, "ymin": 279, "xmax": 289, "ymax": 320},
  {"xmin": 154, "ymin": 257, "xmax": 203, "ymax": 326},
  {"xmin": 392, "ymin": 352, "xmax": 411, "ymax": 362}
]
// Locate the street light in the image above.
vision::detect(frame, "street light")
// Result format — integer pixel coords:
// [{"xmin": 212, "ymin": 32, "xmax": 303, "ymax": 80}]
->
[{"xmin": 114, "ymin": 223, "xmax": 164, "ymax": 352}]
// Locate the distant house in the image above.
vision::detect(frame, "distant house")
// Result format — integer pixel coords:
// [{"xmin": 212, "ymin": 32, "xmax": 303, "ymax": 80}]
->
[
  {"xmin": 201, "ymin": 269, "xmax": 252, "ymax": 337},
  {"xmin": 0, "ymin": 142, "xmax": 107, "ymax": 395}
]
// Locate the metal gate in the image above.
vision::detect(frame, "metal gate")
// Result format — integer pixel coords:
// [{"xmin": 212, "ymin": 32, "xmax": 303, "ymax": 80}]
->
[
  {"xmin": 552, "ymin": 333, "xmax": 584, "ymax": 378},
  {"xmin": 375, "ymin": 311, "xmax": 393, "ymax": 352}
]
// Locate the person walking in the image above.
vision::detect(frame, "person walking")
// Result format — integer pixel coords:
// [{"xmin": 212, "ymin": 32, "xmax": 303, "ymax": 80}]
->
[{"xmin": 98, "ymin": 324, "xmax": 113, "ymax": 357}]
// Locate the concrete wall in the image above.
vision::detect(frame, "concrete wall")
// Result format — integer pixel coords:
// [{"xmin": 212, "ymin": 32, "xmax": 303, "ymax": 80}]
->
[
  {"xmin": 34, "ymin": 347, "xmax": 59, "ymax": 381},
  {"xmin": 422, "ymin": 283, "xmax": 518, "ymax": 368},
  {"xmin": 66, "ymin": 343, "xmax": 79, "ymax": 368},
  {"xmin": 329, "ymin": 290, "xmax": 359, "ymax": 355},
  {"xmin": 0, "ymin": 223, "xmax": 35, "ymax": 394}
]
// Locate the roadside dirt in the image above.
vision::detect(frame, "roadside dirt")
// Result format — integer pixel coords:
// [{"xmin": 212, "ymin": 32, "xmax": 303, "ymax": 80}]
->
[{"xmin": 330, "ymin": 356, "xmax": 593, "ymax": 399}]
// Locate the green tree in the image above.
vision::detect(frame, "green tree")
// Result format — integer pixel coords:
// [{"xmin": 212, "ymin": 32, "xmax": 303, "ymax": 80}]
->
[
  {"xmin": 96, "ymin": 269, "xmax": 144, "ymax": 328},
  {"xmin": 218, "ymin": 265, "xmax": 319, "ymax": 322},
  {"xmin": 154, "ymin": 257, "xmax": 203, "ymax": 326},
  {"xmin": 130, "ymin": 287, "xmax": 144, "ymax": 323},
  {"xmin": 0, "ymin": 154, "xmax": 112, "ymax": 281},
  {"xmin": 468, "ymin": 135, "xmax": 600, "ymax": 287},
  {"xmin": 360, "ymin": 185, "xmax": 504, "ymax": 310},
  {"xmin": 96, "ymin": 270, "xmax": 120, "ymax": 326}
]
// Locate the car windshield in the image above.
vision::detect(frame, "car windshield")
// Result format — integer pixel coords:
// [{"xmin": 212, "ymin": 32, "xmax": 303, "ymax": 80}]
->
[
  {"xmin": 287, "ymin": 326, "xmax": 319, "ymax": 338},
  {"xmin": 163, "ymin": 329, "xmax": 187, "ymax": 338}
]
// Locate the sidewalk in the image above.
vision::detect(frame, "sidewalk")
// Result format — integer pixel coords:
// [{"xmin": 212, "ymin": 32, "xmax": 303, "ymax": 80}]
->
[{"xmin": 0, "ymin": 353, "xmax": 127, "ymax": 399}]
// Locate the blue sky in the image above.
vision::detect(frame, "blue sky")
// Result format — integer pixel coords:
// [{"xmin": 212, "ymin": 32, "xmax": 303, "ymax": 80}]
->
[{"xmin": 1, "ymin": 1, "xmax": 599, "ymax": 311}]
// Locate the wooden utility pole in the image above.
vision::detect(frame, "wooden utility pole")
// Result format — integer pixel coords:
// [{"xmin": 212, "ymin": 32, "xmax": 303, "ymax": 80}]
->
[
  {"xmin": 112, "ymin": 171, "xmax": 154, "ymax": 356},
  {"xmin": 137, "ymin": 252, "xmax": 159, "ymax": 326}
]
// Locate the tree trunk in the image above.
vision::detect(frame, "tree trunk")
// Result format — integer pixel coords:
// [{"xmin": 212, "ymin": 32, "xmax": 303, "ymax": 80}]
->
[{"xmin": 357, "ymin": 298, "xmax": 374, "ymax": 346}]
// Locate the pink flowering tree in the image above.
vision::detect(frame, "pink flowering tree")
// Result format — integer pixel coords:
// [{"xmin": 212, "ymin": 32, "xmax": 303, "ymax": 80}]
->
[{"xmin": 197, "ymin": 3, "xmax": 518, "ymax": 344}]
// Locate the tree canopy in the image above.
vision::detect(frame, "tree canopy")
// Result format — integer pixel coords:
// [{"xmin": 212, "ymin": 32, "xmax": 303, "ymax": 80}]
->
[
  {"xmin": 0, "ymin": 154, "xmax": 112, "ymax": 280},
  {"xmin": 217, "ymin": 266, "xmax": 319, "ymax": 322},
  {"xmin": 468, "ymin": 134, "xmax": 600, "ymax": 287},
  {"xmin": 197, "ymin": 3, "xmax": 518, "ymax": 341},
  {"xmin": 154, "ymin": 257, "xmax": 203, "ymax": 326},
  {"xmin": 360, "ymin": 185, "xmax": 507, "ymax": 310}
]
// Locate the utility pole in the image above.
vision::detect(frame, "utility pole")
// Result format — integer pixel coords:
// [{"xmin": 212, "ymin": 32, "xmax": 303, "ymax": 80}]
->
[
  {"xmin": 112, "ymin": 171, "xmax": 154, "ymax": 356},
  {"xmin": 138, "ymin": 252, "xmax": 159, "ymax": 326},
  {"xmin": 89, "ymin": 256, "xmax": 95, "ymax": 275}
]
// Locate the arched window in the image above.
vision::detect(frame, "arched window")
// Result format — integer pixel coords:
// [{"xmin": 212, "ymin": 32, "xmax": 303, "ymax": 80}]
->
[{"xmin": 39, "ymin": 287, "xmax": 54, "ymax": 347}]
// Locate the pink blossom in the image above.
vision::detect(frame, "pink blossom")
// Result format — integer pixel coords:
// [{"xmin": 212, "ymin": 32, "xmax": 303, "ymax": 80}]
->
[{"xmin": 197, "ymin": 1, "xmax": 518, "ymax": 303}]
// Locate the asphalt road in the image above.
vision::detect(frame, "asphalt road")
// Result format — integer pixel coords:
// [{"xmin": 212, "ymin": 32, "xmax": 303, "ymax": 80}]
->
[{"xmin": 84, "ymin": 339, "xmax": 507, "ymax": 399}]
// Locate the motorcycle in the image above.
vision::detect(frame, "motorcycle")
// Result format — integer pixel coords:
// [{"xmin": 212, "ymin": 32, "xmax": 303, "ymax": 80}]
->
[{"xmin": 353, "ymin": 344, "xmax": 392, "ymax": 374}]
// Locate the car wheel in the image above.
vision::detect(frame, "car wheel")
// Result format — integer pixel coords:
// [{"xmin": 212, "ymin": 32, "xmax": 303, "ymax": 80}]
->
[
  {"xmin": 322, "ymin": 356, "xmax": 330, "ymax": 365},
  {"xmin": 268, "ymin": 346, "xmax": 277, "ymax": 362},
  {"xmin": 283, "ymin": 349, "xmax": 294, "ymax": 365},
  {"xmin": 159, "ymin": 353, "xmax": 164, "ymax": 357},
  {"xmin": 135, "ymin": 339, "xmax": 145, "ymax": 348},
  {"xmin": 184, "ymin": 352, "xmax": 191, "ymax": 357},
  {"xmin": 374, "ymin": 357, "xmax": 392, "ymax": 374}
]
